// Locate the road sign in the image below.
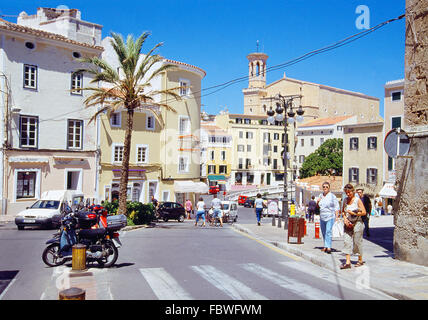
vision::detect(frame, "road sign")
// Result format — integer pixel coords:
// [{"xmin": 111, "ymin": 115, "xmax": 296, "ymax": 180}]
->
[{"xmin": 384, "ymin": 128, "xmax": 411, "ymax": 159}]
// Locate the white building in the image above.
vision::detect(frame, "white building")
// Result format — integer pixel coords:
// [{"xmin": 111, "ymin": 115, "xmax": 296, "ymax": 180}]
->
[
  {"xmin": 0, "ymin": 8, "xmax": 103, "ymax": 214},
  {"xmin": 295, "ymin": 115, "xmax": 357, "ymax": 175}
]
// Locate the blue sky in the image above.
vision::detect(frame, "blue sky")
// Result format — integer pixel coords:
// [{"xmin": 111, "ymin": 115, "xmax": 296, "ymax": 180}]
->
[{"xmin": 1, "ymin": 0, "xmax": 405, "ymax": 117}]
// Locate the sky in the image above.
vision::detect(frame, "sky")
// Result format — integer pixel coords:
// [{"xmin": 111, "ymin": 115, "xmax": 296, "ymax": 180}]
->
[{"xmin": 1, "ymin": 0, "xmax": 406, "ymax": 117}]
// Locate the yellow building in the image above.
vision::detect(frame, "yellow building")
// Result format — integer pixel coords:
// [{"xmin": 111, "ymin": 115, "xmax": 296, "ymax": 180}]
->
[
  {"xmin": 98, "ymin": 41, "xmax": 206, "ymax": 206},
  {"xmin": 200, "ymin": 123, "xmax": 232, "ymax": 190}
]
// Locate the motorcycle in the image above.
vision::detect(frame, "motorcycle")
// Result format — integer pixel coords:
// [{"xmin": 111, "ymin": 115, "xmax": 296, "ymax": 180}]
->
[{"xmin": 42, "ymin": 205, "xmax": 126, "ymax": 268}]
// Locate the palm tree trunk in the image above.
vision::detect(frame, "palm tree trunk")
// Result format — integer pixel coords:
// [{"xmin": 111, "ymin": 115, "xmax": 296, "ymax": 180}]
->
[{"xmin": 118, "ymin": 108, "xmax": 134, "ymax": 215}]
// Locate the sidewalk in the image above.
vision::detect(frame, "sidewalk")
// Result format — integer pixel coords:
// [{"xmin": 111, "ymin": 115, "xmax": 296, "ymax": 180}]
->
[{"xmin": 232, "ymin": 215, "xmax": 428, "ymax": 300}]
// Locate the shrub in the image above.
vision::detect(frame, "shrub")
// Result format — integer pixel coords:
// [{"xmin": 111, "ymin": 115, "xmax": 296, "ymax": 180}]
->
[{"xmin": 102, "ymin": 200, "xmax": 155, "ymax": 225}]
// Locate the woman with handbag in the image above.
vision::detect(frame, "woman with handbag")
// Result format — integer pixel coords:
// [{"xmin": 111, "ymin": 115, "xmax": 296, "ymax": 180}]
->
[
  {"xmin": 340, "ymin": 184, "xmax": 367, "ymax": 269},
  {"xmin": 317, "ymin": 182, "xmax": 340, "ymax": 254}
]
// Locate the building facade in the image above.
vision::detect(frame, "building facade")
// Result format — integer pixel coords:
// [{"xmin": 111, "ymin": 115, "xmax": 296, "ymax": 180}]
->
[
  {"xmin": 98, "ymin": 38, "xmax": 207, "ymax": 206},
  {"xmin": 0, "ymin": 8, "xmax": 103, "ymax": 214}
]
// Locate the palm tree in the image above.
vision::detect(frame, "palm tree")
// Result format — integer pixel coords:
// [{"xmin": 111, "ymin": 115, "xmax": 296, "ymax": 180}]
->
[{"xmin": 77, "ymin": 32, "xmax": 180, "ymax": 215}]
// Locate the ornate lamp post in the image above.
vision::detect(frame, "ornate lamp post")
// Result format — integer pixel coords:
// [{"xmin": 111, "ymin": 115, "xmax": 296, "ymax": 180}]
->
[{"xmin": 266, "ymin": 94, "xmax": 304, "ymax": 229}]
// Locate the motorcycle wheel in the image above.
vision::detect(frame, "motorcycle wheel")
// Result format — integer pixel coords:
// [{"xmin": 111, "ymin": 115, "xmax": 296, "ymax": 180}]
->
[
  {"xmin": 96, "ymin": 240, "xmax": 118, "ymax": 268},
  {"xmin": 42, "ymin": 243, "xmax": 67, "ymax": 267}
]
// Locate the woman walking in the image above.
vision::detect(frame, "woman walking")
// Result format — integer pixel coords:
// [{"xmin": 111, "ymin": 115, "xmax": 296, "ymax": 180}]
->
[
  {"xmin": 340, "ymin": 184, "xmax": 367, "ymax": 269},
  {"xmin": 195, "ymin": 197, "xmax": 206, "ymax": 227},
  {"xmin": 317, "ymin": 182, "xmax": 340, "ymax": 254}
]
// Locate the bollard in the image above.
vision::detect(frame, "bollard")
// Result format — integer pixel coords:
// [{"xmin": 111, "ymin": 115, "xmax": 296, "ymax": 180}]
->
[
  {"xmin": 314, "ymin": 221, "xmax": 320, "ymax": 239},
  {"xmin": 59, "ymin": 287, "xmax": 85, "ymax": 300},
  {"xmin": 304, "ymin": 219, "xmax": 307, "ymax": 236},
  {"xmin": 72, "ymin": 244, "xmax": 87, "ymax": 271}
]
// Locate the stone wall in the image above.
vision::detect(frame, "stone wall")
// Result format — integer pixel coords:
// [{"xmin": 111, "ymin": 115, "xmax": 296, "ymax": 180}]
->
[{"xmin": 393, "ymin": 0, "xmax": 428, "ymax": 266}]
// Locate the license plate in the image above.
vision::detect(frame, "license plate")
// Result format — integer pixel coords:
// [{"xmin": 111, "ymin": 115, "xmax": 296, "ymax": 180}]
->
[{"xmin": 23, "ymin": 219, "xmax": 36, "ymax": 223}]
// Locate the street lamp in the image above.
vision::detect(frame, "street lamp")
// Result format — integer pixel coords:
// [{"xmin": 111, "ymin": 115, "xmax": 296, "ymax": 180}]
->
[{"xmin": 266, "ymin": 94, "xmax": 304, "ymax": 229}]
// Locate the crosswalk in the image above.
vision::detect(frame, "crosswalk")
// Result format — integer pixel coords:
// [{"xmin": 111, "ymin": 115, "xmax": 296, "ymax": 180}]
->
[{"xmin": 139, "ymin": 262, "xmax": 342, "ymax": 300}]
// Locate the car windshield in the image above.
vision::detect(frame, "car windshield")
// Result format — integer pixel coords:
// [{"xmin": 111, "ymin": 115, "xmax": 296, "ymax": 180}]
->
[
  {"xmin": 30, "ymin": 200, "xmax": 60, "ymax": 209},
  {"xmin": 222, "ymin": 204, "xmax": 229, "ymax": 210}
]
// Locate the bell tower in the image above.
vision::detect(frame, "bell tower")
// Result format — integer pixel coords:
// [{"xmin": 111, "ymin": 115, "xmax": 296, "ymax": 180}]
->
[{"xmin": 243, "ymin": 51, "xmax": 268, "ymax": 115}]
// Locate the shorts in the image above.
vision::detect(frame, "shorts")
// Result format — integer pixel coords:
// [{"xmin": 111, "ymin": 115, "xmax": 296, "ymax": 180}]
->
[{"xmin": 213, "ymin": 209, "xmax": 223, "ymax": 218}]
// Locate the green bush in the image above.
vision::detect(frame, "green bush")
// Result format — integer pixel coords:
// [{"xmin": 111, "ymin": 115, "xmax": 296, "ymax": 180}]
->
[{"xmin": 102, "ymin": 200, "xmax": 155, "ymax": 225}]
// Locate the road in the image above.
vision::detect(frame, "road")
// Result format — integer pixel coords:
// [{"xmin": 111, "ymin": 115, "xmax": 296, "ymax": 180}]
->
[{"xmin": 0, "ymin": 206, "xmax": 390, "ymax": 300}]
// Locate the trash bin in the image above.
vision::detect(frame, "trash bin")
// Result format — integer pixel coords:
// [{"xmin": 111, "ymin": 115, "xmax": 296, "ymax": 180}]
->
[{"xmin": 287, "ymin": 217, "xmax": 305, "ymax": 244}]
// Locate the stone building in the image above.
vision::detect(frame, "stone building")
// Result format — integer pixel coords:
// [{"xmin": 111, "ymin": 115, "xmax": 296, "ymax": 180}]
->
[{"xmin": 393, "ymin": 0, "xmax": 428, "ymax": 266}]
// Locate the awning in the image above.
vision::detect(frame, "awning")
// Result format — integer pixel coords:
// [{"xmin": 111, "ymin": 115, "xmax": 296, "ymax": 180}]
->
[
  {"xmin": 208, "ymin": 175, "xmax": 226, "ymax": 181},
  {"xmin": 379, "ymin": 183, "xmax": 397, "ymax": 198},
  {"xmin": 174, "ymin": 181, "xmax": 209, "ymax": 193}
]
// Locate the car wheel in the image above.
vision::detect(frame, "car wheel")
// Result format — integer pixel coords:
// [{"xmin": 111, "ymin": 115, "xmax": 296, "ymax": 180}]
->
[
  {"xmin": 17, "ymin": 225, "xmax": 25, "ymax": 230},
  {"xmin": 178, "ymin": 215, "xmax": 185, "ymax": 223}
]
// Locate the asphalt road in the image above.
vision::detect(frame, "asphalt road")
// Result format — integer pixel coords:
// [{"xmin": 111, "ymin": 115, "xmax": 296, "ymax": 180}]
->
[{"xmin": 0, "ymin": 207, "xmax": 389, "ymax": 300}]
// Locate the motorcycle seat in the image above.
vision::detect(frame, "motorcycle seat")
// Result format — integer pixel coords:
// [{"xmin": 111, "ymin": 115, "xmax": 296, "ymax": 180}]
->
[{"xmin": 79, "ymin": 228, "xmax": 106, "ymax": 239}]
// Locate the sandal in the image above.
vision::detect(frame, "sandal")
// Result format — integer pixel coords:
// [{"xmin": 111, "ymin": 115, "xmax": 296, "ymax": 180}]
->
[
  {"xmin": 355, "ymin": 261, "xmax": 365, "ymax": 267},
  {"xmin": 340, "ymin": 263, "xmax": 351, "ymax": 270}
]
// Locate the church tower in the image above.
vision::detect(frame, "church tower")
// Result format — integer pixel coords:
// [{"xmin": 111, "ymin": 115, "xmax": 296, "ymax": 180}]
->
[{"xmin": 243, "ymin": 52, "xmax": 268, "ymax": 115}]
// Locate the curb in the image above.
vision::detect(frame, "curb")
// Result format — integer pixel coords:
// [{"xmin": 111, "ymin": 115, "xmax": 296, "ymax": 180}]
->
[{"xmin": 231, "ymin": 223, "xmax": 410, "ymax": 300}]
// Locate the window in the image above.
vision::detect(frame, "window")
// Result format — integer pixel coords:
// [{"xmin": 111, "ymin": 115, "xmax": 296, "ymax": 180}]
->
[
  {"xmin": 238, "ymin": 158, "xmax": 243, "ymax": 169},
  {"xmin": 245, "ymin": 158, "xmax": 251, "ymax": 169},
  {"xmin": 237, "ymin": 145, "xmax": 244, "ymax": 152},
  {"xmin": 219, "ymin": 165, "xmax": 227, "ymax": 174},
  {"xmin": 247, "ymin": 145, "xmax": 251, "ymax": 152},
  {"xmin": 263, "ymin": 132, "xmax": 270, "ymax": 143},
  {"xmin": 23, "ymin": 64, "xmax": 37, "ymax": 89},
  {"xmin": 239, "ymin": 131, "xmax": 243, "ymax": 139},
  {"xmin": 273, "ymin": 145, "xmax": 278, "ymax": 153},
  {"xmin": 179, "ymin": 116, "xmax": 190, "ymax": 134},
  {"xmin": 179, "ymin": 80, "xmax": 190, "ymax": 96},
  {"xmin": 392, "ymin": 116, "xmax": 401, "ymax": 129},
  {"xmin": 391, "ymin": 91, "xmax": 402, "ymax": 101},
  {"xmin": 247, "ymin": 173, "xmax": 254, "ymax": 184},
  {"xmin": 110, "ymin": 112, "xmax": 121, "ymax": 127},
  {"xmin": 221, "ymin": 151, "xmax": 226, "ymax": 161},
  {"xmin": 178, "ymin": 156, "xmax": 189, "ymax": 173},
  {"xmin": 350, "ymin": 137, "xmax": 359, "ymax": 150},
  {"xmin": 235, "ymin": 118, "xmax": 243, "ymax": 124},
  {"xmin": 210, "ymin": 150, "xmax": 215, "ymax": 160},
  {"xmin": 349, "ymin": 167, "xmax": 359, "ymax": 183},
  {"xmin": 16, "ymin": 171, "xmax": 37, "ymax": 199},
  {"xmin": 299, "ymin": 155, "xmax": 305, "ymax": 163},
  {"xmin": 273, "ymin": 133, "xmax": 280, "ymax": 140},
  {"xmin": 246, "ymin": 132, "xmax": 253, "ymax": 139},
  {"xmin": 310, "ymin": 138, "xmax": 314, "ymax": 146},
  {"xmin": 320, "ymin": 138, "xmax": 325, "ymax": 145},
  {"xmin": 113, "ymin": 144, "xmax": 124, "ymax": 162},
  {"xmin": 244, "ymin": 118, "xmax": 251, "ymax": 124},
  {"xmin": 367, "ymin": 136, "xmax": 377, "ymax": 150},
  {"xmin": 367, "ymin": 168, "xmax": 378, "ymax": 184},
  {"xmin": 136, "ymin": 145, "xmax": 148, "ymax": 163},
  {"xmin": 273, "ymin": 159, "xmax": 278, "ymax": 169},
  {"xmin": 71, "ymin": 72, "xmax": 83, "ymax": 95},
  {"xmin": 208, "ymin": 165, "xmax": 216, "ymax": 174},
  {"xmin": 300, "ymin": 139, "xmax": 304, "ymax": 147},
  {"xmin": 67, "ymin": 120, "xmax": 83, "ymax": 149},
  {"xmin": 146, "ymin": 115, "xmax": 155, "ymax": 130},
  {"xmin": 20, "ymin": 116, "xmax": 38, "ymax": 148}
]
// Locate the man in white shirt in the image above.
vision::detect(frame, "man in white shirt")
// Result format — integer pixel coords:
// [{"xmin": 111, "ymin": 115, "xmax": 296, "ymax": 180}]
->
[{"xmin": 211, "ymin": 194, "xmax": 223, "ymax": 227}]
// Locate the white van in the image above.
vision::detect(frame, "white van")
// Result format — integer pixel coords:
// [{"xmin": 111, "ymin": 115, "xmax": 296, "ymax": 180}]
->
[
  {"xmin": 15, "ymin": 190, "xmax": 85, "ymax": 230},
  {"xmin": 221, "ymin": 200, "xmax": 238, "ymax": 223}
]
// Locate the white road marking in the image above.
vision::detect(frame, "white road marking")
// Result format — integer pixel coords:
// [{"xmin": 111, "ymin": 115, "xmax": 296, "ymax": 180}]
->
[
  {"xmin": 192, "ymin": 265, "xmax": 267, "ymax": 300},
  {"xmin": 241, "ymin": 263, "xmax": 340, "ymax": 300},
  {"xmin": 139, "ymin": 268, "xmax": 193, "ymax": 300}
]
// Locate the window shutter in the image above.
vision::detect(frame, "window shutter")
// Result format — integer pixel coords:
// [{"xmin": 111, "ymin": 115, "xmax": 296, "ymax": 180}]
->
[
  {"xmin": 374, "ymin": 137, "xmax": 377, "ymax": 149},
  {"xmin": 356, "ymin": 138, "xmax": 359, "ymax": 150},
  {"xmin": 349, "ymin": 168, "xmax": 352, "ymax": 183},
  {"xmin": 374, "ymin": 168, "xmax": 378, "ymax": 185},
  {"xmin": 367, "ymin": 168, "xmax": 370, "ymax": 184},
  {"xmin": 356, "ymin": 168, "xmax": 359, "ymax": 184},
  {"xmin": 367, "ymin": 137, "xmax": 370, "ymax": 150}
]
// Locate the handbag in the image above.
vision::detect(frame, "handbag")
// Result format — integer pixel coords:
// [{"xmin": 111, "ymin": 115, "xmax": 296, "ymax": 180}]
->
[{"xmin": 332, "ymin": 220, "xmax": 344, "ymax": 237}]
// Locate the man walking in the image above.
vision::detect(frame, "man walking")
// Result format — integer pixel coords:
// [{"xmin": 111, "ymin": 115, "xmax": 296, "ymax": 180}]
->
[
  {"xmin": 210, "ymin": 194, "xmax": 223, "ymax": 227},
  {"xmin": 307, "ymin": 196, "xmax": 317, "ymax": 223},
  {"xmin": 356, "ymin": 188, "xmax": 372, "ymax": 237}
]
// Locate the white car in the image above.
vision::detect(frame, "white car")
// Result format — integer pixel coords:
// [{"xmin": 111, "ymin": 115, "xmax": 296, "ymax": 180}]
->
[
  {"xmin": 221, "ymin": 201, "xmax": 238, "ymax": 223},
  {"xmin": 15, "ymin": 190, "xmax": 84, "ymax": 230}
]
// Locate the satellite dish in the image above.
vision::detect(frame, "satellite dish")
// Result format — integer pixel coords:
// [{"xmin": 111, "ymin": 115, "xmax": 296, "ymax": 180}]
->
[{"xmin": 384, "ymin": 128, "xmax": 411, "ymax": 159}]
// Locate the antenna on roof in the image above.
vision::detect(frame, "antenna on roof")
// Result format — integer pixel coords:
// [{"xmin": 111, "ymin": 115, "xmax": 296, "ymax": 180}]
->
[{"xmin": 256, "ymin": 40, "xmax": 259, "ymax": 52}]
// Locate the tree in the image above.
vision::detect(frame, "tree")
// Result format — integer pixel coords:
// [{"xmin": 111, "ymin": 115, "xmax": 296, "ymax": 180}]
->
[
  {"xmin": 77, "ymin": 32, "xmax": 179, "ymax": 215},
  {"xmin": 299, "ymin": 138, "xmax": 343, "ymax": 178}
]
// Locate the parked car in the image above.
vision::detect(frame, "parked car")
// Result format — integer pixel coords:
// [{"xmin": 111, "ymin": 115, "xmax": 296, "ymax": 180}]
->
[
  {"xmin": 209, "ymin": 186, "xmax": 220, "ymax": 194},
  {"xmin": 238, "ymin": 195, "xmax": 248, "ymax": 205},
  {"xmin": 157, "ymin": 202, "xmax": 186, "ymax": 222},
  {"xmin": 221, "ymin": 201, "xmax": 238, "ymax": 223},
  {"xmin": 15, "ymin": 190, "xmax": 84, "ymax": 230},
  {"xmin": 243, "ymin": 198, "xmax": 255, "ymax": 208}
]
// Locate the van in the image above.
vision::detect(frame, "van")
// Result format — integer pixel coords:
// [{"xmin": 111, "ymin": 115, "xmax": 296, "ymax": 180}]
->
[
  {"xmin": 238, "ymin": 195, "xmax": 248, "ymax": 205},
  {"xmin": 15, "ymin": 190, "xmax": 85, "ymax": 230},
  {"xmin": 221, "ymin": 200, "xmax": 238, "ymax": 223}
]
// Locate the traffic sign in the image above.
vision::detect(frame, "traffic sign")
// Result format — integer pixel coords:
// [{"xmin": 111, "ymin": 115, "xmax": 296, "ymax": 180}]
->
[{"xmin": 384, "ymin": 128, "xmax": 411, "ymax": 159}]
